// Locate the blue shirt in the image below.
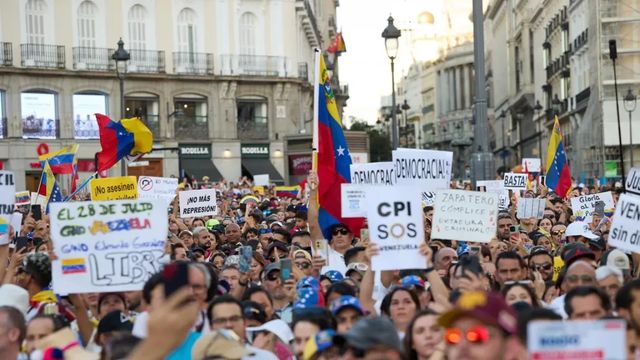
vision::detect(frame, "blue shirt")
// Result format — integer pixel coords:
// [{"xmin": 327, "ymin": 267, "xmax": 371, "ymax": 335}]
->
[{"xmin": 166, "ymin": 331, "xmax": 201, "ymax": 360}]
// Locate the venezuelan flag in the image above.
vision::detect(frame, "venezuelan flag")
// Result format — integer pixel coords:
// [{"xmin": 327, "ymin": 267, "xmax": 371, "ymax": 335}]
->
[
  {"xmin": 61, "ymin": 258, "xmax": 86, "ymax": 274},
  {"xmin": 545, "ymin": 117, "xmax": 572, "ymax": 198},
  {"xmin": 275, "ymin": 185, "xmax": 300, "ymax": 198},
  {"xmin": 95, "ymin": 114, "xmax": 153, "ymax": 172},
  {"xmin": 38, "ymin": 161, "xmax": 63, "ymax": 213},
  {"xmin": 38, "ymin": 144, "xmax": 78, "ymax": 174},
  {"xmin": 315, "ymin": 55, "xmax": 363, "ymax": 238}
]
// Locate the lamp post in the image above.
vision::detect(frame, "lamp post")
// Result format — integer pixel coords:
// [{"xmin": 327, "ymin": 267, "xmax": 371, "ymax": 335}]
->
[
  {"xmin": 610, "ymin": 39, "xmax": 626, "ymax": 189},
  {"xmin": 499, "ymin": 110, "xmax": 507, "ymax": 168},
  {"xmin": 112, "ymin": 39, "xmax": 130, "ymax": 176},
  {"xmin": 624, "ymin": 88, "xmax": 636, "ymax": 168},
  {"xmin": 382, "ymin": 16, "xmax": 401, "ymax": 150},
  {"xmin": 401, "ymin": 99, "xmax": 411, "ymax": 147},
  {"xmin": 534, "ymin": 100, "xmax": 543, "ymax": 162}
]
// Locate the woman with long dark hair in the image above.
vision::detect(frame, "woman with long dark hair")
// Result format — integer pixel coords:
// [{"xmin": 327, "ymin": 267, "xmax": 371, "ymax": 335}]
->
[
  {"xmin": 380, "ymin": 287, "xmax": 420, "ymax": 339},
  {"xmin": 403, "ymin": 309, "xmax": 445, "ymax": 360}
]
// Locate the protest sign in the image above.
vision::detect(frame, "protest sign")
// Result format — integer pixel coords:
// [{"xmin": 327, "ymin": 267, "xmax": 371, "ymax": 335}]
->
[
  {"xmin": 15, "ymin": 191, "xmax": 30, "ymax": 206},
  {"xmin": 522, "ymin": 158, "xmax": 541, "ymax": 172},
  {"xmin": 0, "ymin": 171, "xmax": 15, "ymax": 245},
  {"xmin": 253, "ymin": 174, "xmax": 270, "ymax": 186},
  {"xmin": 528, "ymin": 319, "xmax": 625, "ymax": 360},
  {"xmin": 30, "ymin": 192, "xmax": 46, "ymax": 207},
  {"xmin": 422, "ymin": 192, "xmax": 436, "ymax": 207},
  {"xmin": 137, "ymin": 176, "xmax": 178, "ymax": 204},
  {"xmin": 350, "ymin": 162, "xmax": 395, "ymax": 185},
  {"xmin": 476, "ymin": 180, "xmax": 504, "ymax": 192},
  {"xmin": 609, "ymin": 193, "xmax": 640, "ymax": 253},
  {"xmin": 179, "ymin": 189, "xmax": 218, "ymax": 217},
  {"xmin": 10, "ymin": 213, "xmax": 22, "ymax": 238},
  {"xmin": 627, "ymin": 167, "xmax": 640, "ymax": 196},
  {"xmin": 570, "ymin": 191, "xmax": 615, "ymax": 222},
  {"xmin": 366, "ymin": 186, "xmax": 425, "ymax": 271},
  {"xmin": 49, "ymin": 199, "xmax": 168, "ymax": 294},
  {"xmin": 431, "ymin": 190, "xmax": 498, "ymax": 243},
  {"xmin": 503, "ymin": 173, "xmax": 527, "ymax": 190},
  {"xmin": 392, "ymin": 149, "xmax": 452, "ymax": 190},
  {"xmin": 517, "ymin": 198, "xmax": 545, "ymax": 219},
  {"xmin": 341, "ymin": 184, "xmax": 366, "ymax": 218},
  {"xmin": 90, "ymin": 176, "xmax": 138, "ymax": 201}
]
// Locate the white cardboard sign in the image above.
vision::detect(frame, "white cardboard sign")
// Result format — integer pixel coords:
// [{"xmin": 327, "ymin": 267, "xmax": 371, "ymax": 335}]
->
[
  {"xmin": 0, "ymin": 171, "xmax": 15, "ymax": 245},
  {"xmin": 49, "ymin": 200, "xmax": 168, "ymax": 294},
  {"xmin": 522, "ymin": 158, "xmax": 541, "ymax": 173},
  {"xmin": 350, "ymin": 162, "xmax": 395, "ymax": 185},
  {"xmin": 179, "ymin": 189, "xmax": 218, "ymax": 217},
  {"xmin": 517, "ymin": 198, "xmax": 545, "ymax": 219},
  {"xmin": 431, "ymin": 190, "xmax": 499, "ymax": 243},
  {"xmin": 626, "ymin": 167, "xmax": 640, "ymax": 196},
  {"xmin": 137, "ymin": 176, "xmax": 178, "ymax": 204},
  {"xmin": 570, "ymin": 191, "xmax": 615, "ymax": 222},
  {"xmin": 392, "ymin": 149, "xmax": 452, "ymax": 190},
  {"xmin": 253, "ymin": 174, "xmax": 270, "ymax": 186},
  {"xmin": 503, "ymin": 172, "xmax": 527, "ymax": 190},
  {"xmin": 341, "ymin": 184, "xmax": 367, "ymax": 218},
  {"xmin": 528, "ymin": 319, "xmax": 626, "ymax": 360},
  {"xmin": 609, "ymin": 193, "xmax": 640, "ymax": 253},
  {"xmin": 366, "ymin": 186, "xmax": 425, "ymax": 271}
]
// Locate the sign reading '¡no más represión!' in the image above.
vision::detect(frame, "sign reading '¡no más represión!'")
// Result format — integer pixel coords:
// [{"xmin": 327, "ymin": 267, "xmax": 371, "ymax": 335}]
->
[
  {"xmin": 49, "ymin": 199, "xmax": 168, "ymax": 294},
  {"xmin": 179, "ymin": 189, "xmax": 218, "ymax": 217}
]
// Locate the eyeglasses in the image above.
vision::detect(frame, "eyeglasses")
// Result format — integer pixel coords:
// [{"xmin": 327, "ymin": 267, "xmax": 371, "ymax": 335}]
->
[
  {"xmin": 566, "ymin": 274, "xmax": 595, "ymax": 284},
  {"xmin": 552, "ymin": 229, "xmax": 566, "ymax": 236},
  {"xmin": 266, "ymin": 271, "xmax": 280, "ymax": 282},
  {"xmin": 295, "ymin": 262, "xmax": 311, "ymax": 270},
  {"xmin": 211, "ymin": 315, "xmax": 243, "ymax": 325},
  {"xmin": 332, "ymin": 228, "xmax": 349, "ymax": 236},
  {"xmin": 504, "ymin": 280, "xmax": 532, "ymax": 286},
  {"xmin": 530, "ymin": 263, "xmax": 553, "ymax": 271},
  {"xmin": 445, "ymin": 326, "xmax": 490, "ymax": 345},
  {"xmin": 348, "ymin": 263, "xmax": 369, "ymax": 272}
]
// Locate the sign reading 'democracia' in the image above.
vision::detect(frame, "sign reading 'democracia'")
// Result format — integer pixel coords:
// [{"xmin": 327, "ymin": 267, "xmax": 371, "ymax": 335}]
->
[
  {"xmin": 392, "ymin": 149, "xmax": 453, "ymax": 190},
  {"xmin": 49, "ymin": 200, "xmax": 168, "ymax": 294}
]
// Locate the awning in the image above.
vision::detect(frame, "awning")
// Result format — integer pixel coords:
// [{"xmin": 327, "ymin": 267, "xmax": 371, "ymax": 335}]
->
[
  {"xmin": 181, "ymin": 158, "xmax": 223, "ymax": 181},
  {"xmin": 242, "ymin": 158, "xmax": 284, "ymax": 184}
]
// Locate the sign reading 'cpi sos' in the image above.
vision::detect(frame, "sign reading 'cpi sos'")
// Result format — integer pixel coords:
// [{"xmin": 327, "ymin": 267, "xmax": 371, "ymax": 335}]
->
[{"xmin": 366, "ymin": 186, "xmax": 425, "ymax": 271}]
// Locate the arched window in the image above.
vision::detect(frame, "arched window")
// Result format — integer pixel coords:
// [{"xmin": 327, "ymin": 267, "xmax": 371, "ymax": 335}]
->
[
  {"xmin": 25, "ymin": 0, "xmax": 46, "ymax": 44},
  {"xmin": 177, "ymin": 8, "xmax": 197, "ymax": 53},
  {"xmin": 77, "ymin": 0, "xmax": 97, "ymax": 48},
  {"xmin": 239, "ymin": 12, "xmax": 256, "ymax": 55},
  {"xmin": 127, "ymin": 4, "xmax": 147, "ymax": 50}
]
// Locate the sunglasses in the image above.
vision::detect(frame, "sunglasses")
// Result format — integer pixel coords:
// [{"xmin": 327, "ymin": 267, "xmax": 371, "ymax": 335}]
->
[
  {"xmin": 504, "ymin": 280, "xmax": 532, "ymax": 286},
  {"xmin": 266, "ymin": 271, "xmax": 280, "ymax": 282},
  {"xmin": 332, "ymin": 228, "xmax": 349, "ymax": 236},
  {"xmin": 530, "ymin": 263, "xmax": 553, "ymax": 271},
  {"xmin": 445, "ymin": 326, "xmax": 490, "ymax": 345},
  {"xmin": 552, "ymin": 230, "xmax": 566, "ymax": 236},
  {"xmin": 566, "ymin": 274, "xmax": 594, "ymax": 283},
  {"xmin": 295, "ymin": 262, "xmax": 311, "ymax": 270}
]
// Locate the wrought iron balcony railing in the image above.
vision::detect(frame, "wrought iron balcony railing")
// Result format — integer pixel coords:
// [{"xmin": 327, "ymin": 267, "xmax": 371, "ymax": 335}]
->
[
  {"xmin": 174, "ymin": 116, "xmax": 209, "ymax": 140},
  {"xmin": 237, "ymin": 117, "xmax": 268, "ymax": 140},
  {"xmin": 73, "ymin": 47, "xmax": 115, "ymax": 71},
  {"xmin": 128, "ymin": 50, "xmax": 165, "ymax": 73},
  {"xmin": 173, "ymin": 52, "xmax": 214, "ymax": 75},
  {"xmin": 21, "ymin": 44, "xmax": 65, "ymax": 69},
  {"xmin": 0, "ymin": 42, "xmax": 12, "ymax": 66},
  {"xmin": 219, "ymin": 55, "xmax": 287, "ymax": 77}
]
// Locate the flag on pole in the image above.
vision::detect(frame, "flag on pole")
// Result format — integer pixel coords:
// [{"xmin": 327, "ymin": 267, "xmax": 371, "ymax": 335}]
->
[
  {"xmin": 38, "ymin": 144, "xmax": 79, "ymax": 174},
  {"xmin": 327, "ymin": 32, "xmax": 347, "ymax": 54},
  {"xmin": 95, "ymin": 114, "xmax": 153, "ymax": 172},
  {"xmin": 314, "ymin": 53, "xmax": 362, "ymax": 238},
  {"xmin": 545, "ymin": 117, "xmax": 572, "ymax": 198},
  {"xmin": 38, "ymin": 161, "xmax": 63, "ymax": 213}
]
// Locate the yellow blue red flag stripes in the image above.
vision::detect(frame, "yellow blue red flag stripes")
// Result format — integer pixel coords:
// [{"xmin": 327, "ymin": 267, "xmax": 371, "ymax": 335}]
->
[
  {"xmin": 315, "ymin": 55, "xmax": 363, "ymax": 238},
  {"xmin": 38, "ymin": 161, "xmax": 63, "ymax": 213},
  {"xmin": 545, "ymin": 117, "xmax": 572, "ymax": 198},
  {"xmin": 95, "ymin": 114, "xmax": 153, "ymax": 172},
  {"xmin": 38, "ymin": 144, "xmax": 78, "ymax": 174}
]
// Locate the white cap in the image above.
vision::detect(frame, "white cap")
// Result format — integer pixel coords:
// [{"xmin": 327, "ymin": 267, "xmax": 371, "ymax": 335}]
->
[
  {"xmin": 247, "ymin": 319, "xmax": 294, "ymax": 344},
  {"xmin": 607, "ymin": 249, "xmax": 631, "ymax": 271},
  {"xmin": 0, "ymin": 284, "xmax": 29, "ymax": 315},
  {"xmin": 565, "ymin": 222, "xmax": 599, "ymax": 240}
]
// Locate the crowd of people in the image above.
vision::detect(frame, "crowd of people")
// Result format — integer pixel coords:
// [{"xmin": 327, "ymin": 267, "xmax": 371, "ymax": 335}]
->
[{"xmin": 0, "ymin": 170, "xmax": 638, "ymax": 360}]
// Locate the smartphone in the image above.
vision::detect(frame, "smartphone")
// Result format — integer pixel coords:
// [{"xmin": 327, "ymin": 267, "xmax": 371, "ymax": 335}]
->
[
  {"xmin": 360, "ymin": 228, "xmax": 369, "ymax": 241},
  {"xmin": 280, "ymin": 258, "xmax": 292, "ymax": 281},
  {"xmin": 469, "ymin": 245, "xmax": 482, "ymax": 259},
  {"xmin": 313, "ymin": 239, "xmax": 329, "ymax": 262},
  {"xmin": 509, "ymin": 225, "xmax": 520, "ymax": 234},
  {"xmin": 162, "ymin": 262, "xmax": 189, "ymax": 298},
  {"xmin": 239, "ymin": 246, "xmax": 253, "ymax": 274},
  {"xmin": 31, "ymin": 205, "xmax": 42, "ymax": 221},
  {"xmin": 14, "ymin": 237, "xmax": 29, "ymax": 252}
]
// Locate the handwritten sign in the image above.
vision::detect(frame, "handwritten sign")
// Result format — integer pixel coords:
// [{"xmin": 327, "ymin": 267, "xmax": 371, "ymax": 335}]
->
[
  {"xmin": 350, "ymin": 162, "xmax": 395, "ymax": 185},
  {"xmin": 528, "ymin": 319, "xmax": 626, "ymax": 360},
  {"xmin": 179, "ymin": 189, "xmax": 218, "ymax": 217},
  {"xmin": 0, "ymin": 172, "xmax": 15, "ymax": 245},
  {"xmin": 522, "ymin": 158, "xmax": 541, "ymax": 173},
  {"xmin": 341, "ymin": 184, "xmax": 366, "ymax": 218},
  {"xmin": 627, "ymin": 167, "xmax": 640, "ymax": 196},
  {"xmin": 392, "ymin": 149, "xmax": 452, "ymax": 190},
  {"xmin": 431, "ymin": 190, "xmax": 498, "ymax": 243},
  {"xmin": 49, "ymin": 200, "xmax": 168, "ymax": 294},
  {"xmin": 253, "ymin": 174, "xmax": 270, "ymax": 186},
  {"xmin": 503, "ymin": 173, "xmax": 527, "ymax": 190},
  {"xmin": 366, "ymin": 186, "xmax": 425, "ymax": 271},
  {"xmin": 90, "ymin": 176, "xmax": 138, "ymax": 201},
  {"xmin": 570, "ymin": 192, "xmax": 615, "ymax": 222},
  {"xmin": 137, "ymin": 176, "xmax": 178, "ymax": 204},
  {"xmin": 30, "ymin": 192, "xmax": 46, "ymax": 207},
  {"xmin": 517, "ymin": 198, "xmax": 545, "ymax": 219},
  {"xmin": 609, "ymin": 193, "xmax": 640, "ymax": 253}
]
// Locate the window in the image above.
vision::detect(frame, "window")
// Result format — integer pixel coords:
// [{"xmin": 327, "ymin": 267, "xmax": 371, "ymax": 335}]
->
[
  {"xmin": 174, "ymin": 98, "xmax": 208, "ymax": 140},
  {"xmin": 0, "ymin": 91, "xmax": 5, "ymax": 138},
  {"xmin": 21, "ymin": 91, "xmax": 57, "ymax": 139},
  {"xmin": 128, "ymin": 4, "xmax": 147, "ymax": 50},
  {"xmin": 237, "ymin": 100, "xmax": 268, "ymax": 140},
  {"xmin": 239, "ymin": 12, "xmax": 257, "ymax": 55},
  {"xmin": 25, "ymin": 0, "xmax": 46, "ymax": 44},
  {"xmin": 124, "ymin": 96, "xmax": 159, "ymax": 138},
  {"xmin": 73, "ymin": 93, "xmax": 107, "ymax": 139},
  {"xmin": 77, "ymin": 1, "xmax": 97, "ymax": 48},
  {"xmin": 177, "ymin": 8, "xmax": 197, "ymax": 53}
]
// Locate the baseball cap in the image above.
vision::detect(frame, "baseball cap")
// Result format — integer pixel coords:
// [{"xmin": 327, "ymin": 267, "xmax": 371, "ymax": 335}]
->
[
  {"xmin": 178, "ymin": 230, "xmax": 193, "ymax": 237},
  {"xmin": 563, "ymin": 243, "xmax": 596, "ymax": 267},
  {"xmin": 97, "ymin": 310, "xmax": 134, "ymax": 334},
  {"xmin": 293, "ymin": 249, "xmax": 312, "ymax": 263},
  {"xmin": 192, "ymin": 329, "xmax": 251, "ymax": 360},
  {"xmin": 205, "ymin": 219, "xmax": 220, "ymax": 230},
  {"xmin": 588, "ymin": 236, "xmax": 606, "ymax": 251},
  {"xmin": 98, "ymin": 292, "xmax": 126, "ymax": 312},
  {"xmin": 438, "ymin": 291, "xmax": 518, "ymax": 335},
  {"xmin": 330, "ymin": 295, "xmax": 364, "ymax": 316},
  {"xmin": 0, "ymin": 284, "xmax": 29, "ymax": 315},
  {"xmin": 401, "ymin": 275, "xmax": 426, "ymax": 289},
  {"xmin": 264, "ymin": 262, "xmax": 281, "ymax": 275},
  {"xmin": 303, "ymin": 329, "xmax": 336, "ymax": 360},
  {"xmin": 191, "ymin": 246, "xmax": 206, "ymax": 256},
  {"xmin": 297, "ymin": 276, "xmax": 321, "ymax": 292},
  {"xmin": 267, "ymin": 241, "xmax": 289, "ymax": 255},
  {"xmin": 332, "ymin": 316, "xmax": 402, "ymax": 353},
  {"xmin": 321, "ymin": 270, "xmax": 344, "ymax": 283},
  {"xmin": 247, "ymin": 319, "xmax": 294, "ymax": 344},
  {"xmin": 242, "ymin": 301, "xmax": 268, "ymax": 325},
  {"xmin": 294, "ymin": 287, "xmax": 323, "ymax": 309},
  {"xmin": 270, "ymin": 221, "xmax": 285, "ymax": 229},
  {"xmin": 565, "ymin": 222, "xmax": 599, "ymax": 240},
  {"xmin": 606, "ymin": 249, "xmax": 631, "ymax": 271}
]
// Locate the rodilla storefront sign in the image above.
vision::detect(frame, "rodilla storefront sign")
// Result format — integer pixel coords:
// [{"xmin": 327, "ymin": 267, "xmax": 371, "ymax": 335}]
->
[
  {"xmin": 179, "ymin": 144, "xmax": 211, "ymax": 158},
  {"xmin": 241, "ymin": 144, "xmax": 270, "ymax": 158}
]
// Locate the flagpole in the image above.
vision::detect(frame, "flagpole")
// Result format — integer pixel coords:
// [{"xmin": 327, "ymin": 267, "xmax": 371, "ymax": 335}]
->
[
  {"xmin": 312, "ymin": 48, "xmax": 321, "ymax": 172},
  {"xmin": 64, "ymin": 172, "xmax": 97, "ymax": 202},
  {"xmin": 34, "ymin": 165, "xmax": 45, "ymax": 206}
]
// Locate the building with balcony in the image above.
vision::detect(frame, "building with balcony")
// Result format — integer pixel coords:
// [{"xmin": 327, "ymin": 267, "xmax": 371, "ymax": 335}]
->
[{"xmin": 0, "ymin": 0, "xmax": 345, "ymax": 191}]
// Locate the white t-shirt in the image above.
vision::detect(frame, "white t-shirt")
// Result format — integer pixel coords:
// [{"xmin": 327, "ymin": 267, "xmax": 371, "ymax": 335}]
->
[
  {"xmin": 321, "ymin": 247, "xmax": 348, "ymax": 275},
  {"xmin": 547, "ymin": 294, "xmax": 567, "ymax": 319}
]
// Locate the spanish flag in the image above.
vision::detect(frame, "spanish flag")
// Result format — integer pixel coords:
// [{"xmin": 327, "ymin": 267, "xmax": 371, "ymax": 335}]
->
[{"xmin": 95, "ymin": 114, "xmax": 153, "ymax": 172}]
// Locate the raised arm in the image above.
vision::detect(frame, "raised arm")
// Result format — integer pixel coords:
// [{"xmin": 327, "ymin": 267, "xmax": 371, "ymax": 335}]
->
[{"xmin": 307, "ymin": 171, "xmax": 324, "ymax": 241}]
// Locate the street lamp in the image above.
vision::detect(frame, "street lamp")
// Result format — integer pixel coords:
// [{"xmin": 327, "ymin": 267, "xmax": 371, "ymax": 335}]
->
[
  {"xmin": 112, "ymin": 38, "xmax": 130, "ymax": 176},
  {"xmin": 551, "ymin": 95, "xmax": 562, "ymax": 116},
  {"xmin": 624, "ymin": 88, "xmax": 637, "ymax": 167},
  {"xmin": 401, "ymin": 99, "xmax": 411, "ymax": 147},
  {"xmin": 382, "ymin": 16, "xmax": 401, "ymax": 150},
  {"xmin": 610, "ymin": 39, "xmax": 626, "ymax": 188},
  {"xmin": 499, "ymin": 110, "xmax": 507, "ymax": 168},
  {"xmin": 534, "ymin": 100, "xmax": 543, "ymax": 161}
]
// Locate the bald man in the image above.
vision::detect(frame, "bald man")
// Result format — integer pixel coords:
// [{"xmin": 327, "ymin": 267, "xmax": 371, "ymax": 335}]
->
[
  {"xmin": 225, "ymin": 223, "xmax": 242, "ymax": 245},
  {"xmin": 548, "ymin": 260, "xmax": 597, "ymax": 319},
  {"xmin": 435, "ymin": 248, "xmax": 458, "ymax": 272}
]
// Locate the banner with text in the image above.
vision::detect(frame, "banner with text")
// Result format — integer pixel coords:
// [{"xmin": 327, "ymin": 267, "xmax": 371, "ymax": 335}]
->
[
  {"xmin": 137, "ymin": 176, "xmax": 178, "ymax": 204},
  {"xmin": 0, "ymin": 171, "xmax": 15, "ymax": 245},
  {"xmin": 517, "ymin": 198, "xmax": 545, "ymax": 219},
  {"xmin": 90, "ymin": 176, "xmax": 138, "ymax": 201},
  {"xmin": 503, "ymin": 173, "xmax": 527, "ymax": 190},
  {"xmin": 179, "ymin": 189, "xmax": 218, "ymax": 217},
  {"xmin": 609, "ymin": 193, "xmax": 640, "ymax": 253},
  {"xmin": 366, "ymin": 186, "xmax": 425, "ymax": 271},
  {"xmin": 522, "ymin": 158, "xmax": 541, "ymax": 173},
  {"xmin": 432, "ymin": 190, "xmax": 498, "ymax": 243},
  {"xmin": 341, "ymin": 184, "xmax": 366, "ymax": 218},
  {"xmin": 253, "ymin": 174, "xmax": 270, "ymax": 186},
  {"xmin": 570, "ymin": 191, "xmax": 615, "ymax": 222},
  {"xmin": 392, "ymin": 149, "xmax": 452, "ymax": 190},
  {"xmin": 350, "ymin": 162, "xmax": 395, "ymax": 185},
  {"xmin": 627, "ymin": 167, "xmax": 640, "ymax": 196},
  {"xmin": 49, "ymin": 200, "xmax": 168, "ymax": 294}
]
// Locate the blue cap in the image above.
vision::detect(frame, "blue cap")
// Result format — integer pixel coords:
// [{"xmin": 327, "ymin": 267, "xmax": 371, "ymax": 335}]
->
[
  {"xmin": 297, "ymin": 276, "xmax": 321, "ymax": 292},
  {"xmin": 294, "ymin": 288, "xmax": 321, "ymax": 309},
  {"xmin": 401, "ymin": 275, "xmax": 425, "ymax": 289},
  {"xmin": 303, "ymin": 329, "xmax": 336, "ymax": 360},
  {"xmin": 322, "ymin": 270, "xmax": 344, "ymax": 283},
  {"xmin": 330, "ymin": 295, "xmax": 364, "ymax": 316}
]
